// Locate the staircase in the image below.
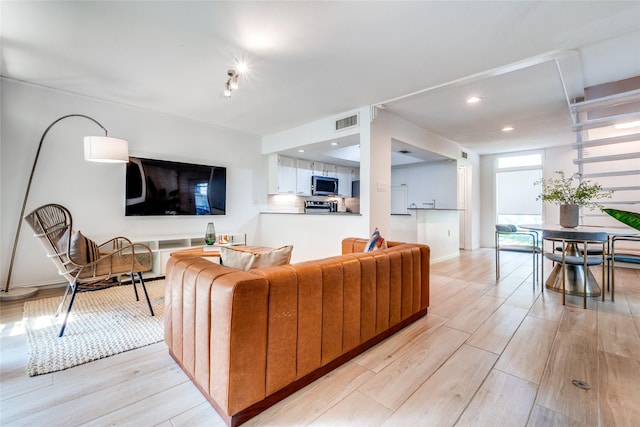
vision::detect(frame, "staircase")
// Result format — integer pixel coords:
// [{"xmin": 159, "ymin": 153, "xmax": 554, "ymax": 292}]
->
[{"xmin": 570, "ymin": 76, "xmax": 640, "ymax": 226}]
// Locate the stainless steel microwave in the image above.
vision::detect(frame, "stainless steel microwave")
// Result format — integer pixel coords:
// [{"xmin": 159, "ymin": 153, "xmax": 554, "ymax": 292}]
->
[{"xmin": 311, "ymin": 175, "xmax": 339, "ymax": 196}]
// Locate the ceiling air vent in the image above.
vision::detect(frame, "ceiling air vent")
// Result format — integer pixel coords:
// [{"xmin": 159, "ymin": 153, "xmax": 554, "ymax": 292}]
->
[{"xmin": 335, "ymin": 114, "xmax": 358, "ymax": 131}]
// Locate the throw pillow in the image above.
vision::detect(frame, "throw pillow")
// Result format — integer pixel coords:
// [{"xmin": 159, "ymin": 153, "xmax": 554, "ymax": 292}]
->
[
  {"xmin": 364, "ymin": 228, "xmax": 388, "ymax": 252},
  {"xmin": 69, "ymin": 230, "xmax": 100, "ymax": 265},
  {"xmin": 220, "ymin": 245, "xmax": 293, "ymax": 271}
]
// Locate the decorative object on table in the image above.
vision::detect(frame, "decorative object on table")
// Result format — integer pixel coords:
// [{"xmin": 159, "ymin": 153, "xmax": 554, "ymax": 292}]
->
[
  {"xmin": 2, "ymin": 114, "xmax": 128, "ymax": 302},
  {"xmin": 205, "ymin": 221, "xmax": 217, "ymax": 245},
  {"xmin": 24, "ymin": 204, "xmax": 155, "ymax": 337},
  {"xmin": 535, "ymin": 171, "xmax": 613, "ymax": 228},
  {"xmin": 603, "ymin": 208, "xmax": 640, "ymax": 231},
  {"xmin": 23, "ymin": 279, "xmax": 164, "ymax": 376},
  {"xmin": 559, "ymin": 204, "xmax": 580, "ymax": 228}
]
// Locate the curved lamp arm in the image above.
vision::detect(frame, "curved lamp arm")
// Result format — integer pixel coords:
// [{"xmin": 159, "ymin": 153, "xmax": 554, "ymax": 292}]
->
[{"xmin": 3, "ymin": 114, "xmax": 128, "ymax": 294}]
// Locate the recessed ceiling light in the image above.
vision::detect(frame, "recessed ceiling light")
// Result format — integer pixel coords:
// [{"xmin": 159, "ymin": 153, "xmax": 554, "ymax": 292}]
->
[
  {"xmin": 466, "ymin": 96, "xmax": 482, "ymax": 104},
  {"xmin": 298, "ymin": 149, "xmax": 305, "ymax": 153},
  {"xmin": 615, "ymin": 120, "xmax": 640, "ymax": 129},
  {"xmin": 331, "ymin": 142, "xmax": 339, "ymax": 146},
  {"xmin": 502, "ymin": 126, "xmax": 514, "ymax": 132}
]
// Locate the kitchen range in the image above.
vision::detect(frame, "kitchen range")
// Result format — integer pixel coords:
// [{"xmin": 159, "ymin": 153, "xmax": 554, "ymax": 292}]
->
[{"xmin": 304, "ymin": 200, "xmax": 337, "ymax": 213}]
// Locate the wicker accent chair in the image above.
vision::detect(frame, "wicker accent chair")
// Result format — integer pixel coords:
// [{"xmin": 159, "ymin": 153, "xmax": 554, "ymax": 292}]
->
[{"xmin": 24, "ymin": 204, "xmax": 155, "ymax": 337}]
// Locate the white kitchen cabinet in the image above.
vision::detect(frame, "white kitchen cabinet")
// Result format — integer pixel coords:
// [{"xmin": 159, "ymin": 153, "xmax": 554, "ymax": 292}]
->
[
  {"xmin": 312, "ymin": 161, "xmax": 337, "ymax": 178},
  {"xmin": 296, "ymin": 159, "xmax": 313, "ymax": 195},
  {"xmin": 267, "ymin": 154, "xmax": 297, "ymax": 194},
  {"xmin": 337, "ymin": 166, "xmax": 354, "ymax": 197},
  {"xmin": 278, "ymin": 156, "xmax": 297, "ymax": 194}
]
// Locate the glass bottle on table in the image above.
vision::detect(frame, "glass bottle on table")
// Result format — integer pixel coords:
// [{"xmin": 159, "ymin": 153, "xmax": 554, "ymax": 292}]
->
[{"xmin": 205, "ymin": 222, "xmax": 216, "ymax": 245}]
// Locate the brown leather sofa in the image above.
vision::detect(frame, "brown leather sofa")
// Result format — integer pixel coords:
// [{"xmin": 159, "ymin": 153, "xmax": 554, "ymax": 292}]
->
[{"xmin": 164, "ymin": 238, "xmax": 430, "ymax": 426}]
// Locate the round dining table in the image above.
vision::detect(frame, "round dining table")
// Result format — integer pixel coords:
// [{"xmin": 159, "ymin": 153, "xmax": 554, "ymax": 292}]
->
[{"xmin": 519, "ymin": 224, "xmax": 639, "ymax": 297}]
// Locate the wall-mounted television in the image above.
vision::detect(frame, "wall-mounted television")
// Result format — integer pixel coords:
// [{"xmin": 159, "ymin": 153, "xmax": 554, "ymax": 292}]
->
[{"xmin": 125, "ymin": 157, "xmax": 226, "ymax": 216}]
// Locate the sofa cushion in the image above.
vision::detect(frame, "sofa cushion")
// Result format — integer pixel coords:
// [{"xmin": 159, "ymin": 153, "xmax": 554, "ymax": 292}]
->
[
  {"xmin": 364, "ymin": 228, "xmax": 388, "ymax": 252},
  {"xmin": 69, "ymin": 230, "xmax": 100, "ymax": 265},
  {"xmin": 221, "ymin": 245, "xmax": 293, "ymax": 271}
]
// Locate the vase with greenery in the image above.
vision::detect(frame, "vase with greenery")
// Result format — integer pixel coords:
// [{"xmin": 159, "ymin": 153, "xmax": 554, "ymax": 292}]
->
[{"xmin": 535, "ymin": 171, "xmax": 613, "ymax": 228}]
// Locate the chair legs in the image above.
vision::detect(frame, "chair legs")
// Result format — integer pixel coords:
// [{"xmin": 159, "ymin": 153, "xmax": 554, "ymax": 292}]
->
[
  {"xmin": 607, "ymin": 255, "xmax": 619, "ymax": 303},
  {"xmin": 57, "ymin": 274, "xmax": 154, "ymax": 338},
  {"xmin": 58, "ymin": 285, "xmax": 79, "ymax": 337},
  {"xmin": 135, "ymin": 272, "xmax": 155, "ymax": 317},
  {"xmin": 56, "ymin": 284, "xmax": 72, "ymax": 317}
]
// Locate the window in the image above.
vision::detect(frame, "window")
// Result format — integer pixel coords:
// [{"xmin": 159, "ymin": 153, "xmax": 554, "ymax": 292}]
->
[
  {"xmin": 497, "ymin": 153, "xmax": 542, "ymax": 169},
  {"xmin": 495, "ymin": 153, "xmax": 542, "ymax": 226}
]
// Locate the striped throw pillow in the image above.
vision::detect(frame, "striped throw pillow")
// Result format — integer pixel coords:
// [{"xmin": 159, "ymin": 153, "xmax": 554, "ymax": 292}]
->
[
  {"xmin": 365, "ymin": 228, "xmax": 388, "ymax": 252},
  {"xmin": 69, "ymin": 230, "xmax": 100, "ymax": 265}
]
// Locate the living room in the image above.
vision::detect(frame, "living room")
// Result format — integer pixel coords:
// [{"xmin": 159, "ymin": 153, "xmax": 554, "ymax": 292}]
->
[
  {"xmin": 1, "ymin": 2, "xmax": 639, "ymax": 426},
  {"xmin": 3, "ymin": 2, "xmax": 639, "ymax": 288}
]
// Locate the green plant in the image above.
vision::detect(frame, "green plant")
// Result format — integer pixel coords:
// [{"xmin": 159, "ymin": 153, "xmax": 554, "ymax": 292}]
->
[
  {"xmin": 603, "ymin": 208, "xmax": 640, "ymax": 231},
  {"xmin": 534, "ymin": 171, "xmax": 613, "ymax": 210}
]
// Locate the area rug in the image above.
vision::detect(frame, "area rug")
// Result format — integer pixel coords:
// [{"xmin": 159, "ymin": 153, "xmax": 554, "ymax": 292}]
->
[{"xmin": 23, "ymin": 279, "xmax": 165, "ymax": 376}]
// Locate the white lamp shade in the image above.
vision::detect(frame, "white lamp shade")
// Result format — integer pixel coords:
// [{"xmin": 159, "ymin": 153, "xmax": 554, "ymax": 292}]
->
[{"xmin": 84, "ymin": 136, "xmax": 129, "ymax": 162}]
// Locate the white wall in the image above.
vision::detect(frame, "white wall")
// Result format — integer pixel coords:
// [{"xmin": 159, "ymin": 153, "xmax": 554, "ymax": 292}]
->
[
  {"xmin": 371, "ymin": 110, "xmax": 480, "ymax": 247},
  {"xmin": 1, "ymin": 78, "xmax": 263, "ymax": 287},
  {"xmin": 259, "ymin": 213, "xmax": 366, "ymax": 263},
  {"xmin": 393, "ymin": 161, "xmax": 458, "ymax": 209},
  {"xmin": 457, "ymin": 149, "xmax": 481, "ymax": 250},
  {"xmin": 260, "ymin": 107, "xmax": 371, "ymax": 261}
]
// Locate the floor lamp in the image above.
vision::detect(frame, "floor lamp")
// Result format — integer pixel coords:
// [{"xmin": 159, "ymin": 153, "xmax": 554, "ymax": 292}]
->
[{"xmin": 1, "ymin": 114, "xmax": 129, "ymax": 301}]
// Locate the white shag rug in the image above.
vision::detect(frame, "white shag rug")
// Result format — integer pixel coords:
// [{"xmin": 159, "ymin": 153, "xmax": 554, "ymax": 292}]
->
[{"xmin": 23, "ymin": 279, "xmax": 165, "ymax": 376}]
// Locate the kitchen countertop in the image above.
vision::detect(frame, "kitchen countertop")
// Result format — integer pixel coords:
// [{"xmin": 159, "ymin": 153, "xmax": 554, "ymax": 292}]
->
[
  {"xmin": 407, "ymin": 207, "xmax": 465, "ymax": 211},
  {"xmin": 260, "ymin": 211, "xmax": 361, "ymax": 215}
]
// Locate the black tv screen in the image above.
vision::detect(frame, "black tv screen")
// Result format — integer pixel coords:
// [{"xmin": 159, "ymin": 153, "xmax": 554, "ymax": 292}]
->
[{"xmin": 125, "ymin": 157, "xmax": 226, "ymax": 216}]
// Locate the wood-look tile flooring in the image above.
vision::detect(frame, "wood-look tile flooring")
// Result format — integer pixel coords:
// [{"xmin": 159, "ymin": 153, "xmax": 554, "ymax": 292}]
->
[{"xmin": 1, "ymin": 249, "xmax": 639, "ymax": 426}]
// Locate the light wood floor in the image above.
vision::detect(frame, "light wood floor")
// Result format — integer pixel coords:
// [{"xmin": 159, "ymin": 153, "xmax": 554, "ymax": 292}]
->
[{"xmin": 1, "ymin": 249, "xmax": 639, "ymax": 426}]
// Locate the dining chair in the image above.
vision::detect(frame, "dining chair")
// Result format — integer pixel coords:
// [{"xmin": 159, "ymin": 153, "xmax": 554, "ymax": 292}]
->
[
  {"xmin": 24, "ymin": 203, "xmax": 155, "ymax": 337},
  {"xmin": 541, "ymin": 230, "xmax": 608, "ymax": 309},
  {"xmin": 608, "ymin": 235, "xmax": 640, "ymax": 302},
  {"xmin": 495, "ymin": 224, "xmax": 540, "ymax": 285}
]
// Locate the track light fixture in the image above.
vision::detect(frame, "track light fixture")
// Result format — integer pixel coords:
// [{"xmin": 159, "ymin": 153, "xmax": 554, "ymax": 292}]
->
[
  {"xmin": 224, "ymin": 69, "xmax": 238, "ymax": 98},
  {"xmin": 223, "ymin": 60, "xmax": 248, "ymax": 98},
  {"xmin": 223, "ymin": 64, "xmax": 245, "ymax": 97},
  {"xmin": 224, "ymin": 79, "xmax": 232, "ymax": 98}
]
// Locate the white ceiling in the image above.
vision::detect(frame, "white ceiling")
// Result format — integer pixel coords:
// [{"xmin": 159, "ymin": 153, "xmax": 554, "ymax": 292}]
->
[{"xmin": 2, "ymin": 1, "xmax": 640, "ymax": 157}]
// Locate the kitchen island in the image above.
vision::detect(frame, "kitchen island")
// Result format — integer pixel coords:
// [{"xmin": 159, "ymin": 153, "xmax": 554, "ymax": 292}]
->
[{"xmin": 414, "ymin": 208, "xmax": 461, "ymax": 262}]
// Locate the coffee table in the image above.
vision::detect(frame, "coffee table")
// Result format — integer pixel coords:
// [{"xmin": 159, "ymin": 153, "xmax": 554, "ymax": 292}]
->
[{"xmin": 171, "ymin": 245, "xmax": 270, "ymax": 258}]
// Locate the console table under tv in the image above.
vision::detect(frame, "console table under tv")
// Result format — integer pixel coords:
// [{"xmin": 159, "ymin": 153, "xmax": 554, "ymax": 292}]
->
[{"xmin": 132, "ymin": 232, "xmax": 246, "ymax": 276}]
